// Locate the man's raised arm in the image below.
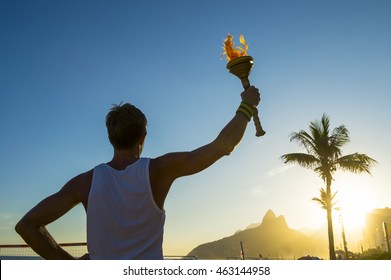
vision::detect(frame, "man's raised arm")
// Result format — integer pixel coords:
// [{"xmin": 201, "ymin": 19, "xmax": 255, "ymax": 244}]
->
[{"xmin": 149, "ymin": 86, "xmax": 261, "ymax": 209}]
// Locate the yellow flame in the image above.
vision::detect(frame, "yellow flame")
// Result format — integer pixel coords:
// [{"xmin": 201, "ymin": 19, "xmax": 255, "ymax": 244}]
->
[{"xmin": 223, "ymin": 34, "xmax": 248, "ymax": 62}]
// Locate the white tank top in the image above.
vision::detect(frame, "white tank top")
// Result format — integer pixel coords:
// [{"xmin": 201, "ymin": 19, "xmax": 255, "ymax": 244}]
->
[{"xmin": 87, "ymin": 158, "xmax": 165, "ymax": 259}]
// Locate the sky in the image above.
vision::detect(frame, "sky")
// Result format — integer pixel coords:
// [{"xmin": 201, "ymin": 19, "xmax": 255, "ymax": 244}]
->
[{"xmin": 1, "ymin": 0, "xmax": 390, "ymax": 256}]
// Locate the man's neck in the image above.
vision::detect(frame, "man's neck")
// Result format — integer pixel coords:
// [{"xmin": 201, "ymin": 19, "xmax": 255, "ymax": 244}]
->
[{"xmin": 107, "ymin": 149, "xmax": 140, "ymax": 170}]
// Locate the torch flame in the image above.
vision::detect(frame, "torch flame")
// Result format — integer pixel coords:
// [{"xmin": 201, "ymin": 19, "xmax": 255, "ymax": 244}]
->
[{"xmin": 223, "ymin": 34, "xmax": 248, "ymax": 62}]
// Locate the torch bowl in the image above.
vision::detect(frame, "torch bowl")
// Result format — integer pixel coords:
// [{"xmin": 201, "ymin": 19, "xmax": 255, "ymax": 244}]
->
[{"xmin": 226, "ymin": 56, "xmax": 254, "ymax": 80}]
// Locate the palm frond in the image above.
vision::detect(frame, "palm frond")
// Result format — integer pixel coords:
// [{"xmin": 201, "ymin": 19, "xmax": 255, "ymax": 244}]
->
[
  {"xmin": 312, "ymin": 188, "xmax": 338, "ymax": 210},
  {"xmin": 309, "ymin": 120, "xmax": 322, "ymax": 140},
  {"xmin": 289, "ymin": 130, "xmax": 318, "ymax": 156},
  {"xmin": 280, "ymin": 153, "xmax": 320, "ymax": 169},
  {"xmin": 309, "ymin": 113, "xmax": 330, "ymax": 140},
  {"xmin": 314, "ymin": 166, "xmax": 332, "ymax": 182},
  {"xmin": 334, "ymin": 153, "xmax": 378, "ymax": 175},
  {"xmin": 312, "ymin": 196, "xmax": 327, "ymax": 210},
  {"xmin": 320, "ymin": 113, "xmax": 331, "ymax": 138},
  {"xmin": 307, "ymin": 114, "xmax": 341, "ymax": 160},
  {"xmin": 329, "ymin": 125, "xmax": 350, "ymax": 158}
]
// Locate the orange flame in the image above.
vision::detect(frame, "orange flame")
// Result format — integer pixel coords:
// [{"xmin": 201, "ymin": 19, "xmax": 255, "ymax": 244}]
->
[{"xmin": 223, "ymin": 34, "xmax": 248, "ymax": 62}]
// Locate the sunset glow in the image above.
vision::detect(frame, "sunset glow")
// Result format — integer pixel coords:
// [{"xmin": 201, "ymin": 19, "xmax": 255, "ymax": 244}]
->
[{"xmin": 334, "ymin": 180, "xmax": 376, "ymax": 231}]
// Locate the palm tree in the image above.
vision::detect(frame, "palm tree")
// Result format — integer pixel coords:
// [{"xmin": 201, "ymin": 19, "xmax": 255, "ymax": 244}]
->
[
  {"xmin": 281, "ymin": 114, "xmax": 377, "ymax": 260},
  {"xmin": 312, "ymin": 188, "xmax": 350, "ymax": 259}
]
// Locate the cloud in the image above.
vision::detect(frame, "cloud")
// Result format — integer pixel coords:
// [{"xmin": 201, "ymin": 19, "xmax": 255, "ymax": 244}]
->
[
  {"xmin": 267, "ymin": 165, "xmax": 294, "ymax": 177},
  {"xmin": 245, "ymin": 165, "xmax": 296, "ymax": 197},
  {"xmin": 249, "ymin": 186, "xmax": 268, "ymax": 197}
]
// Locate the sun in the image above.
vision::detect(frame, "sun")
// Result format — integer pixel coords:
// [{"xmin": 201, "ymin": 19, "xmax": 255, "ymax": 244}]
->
[{"xmin": 332, "ymin": 176, "xmax": 376, "ymax": 232}]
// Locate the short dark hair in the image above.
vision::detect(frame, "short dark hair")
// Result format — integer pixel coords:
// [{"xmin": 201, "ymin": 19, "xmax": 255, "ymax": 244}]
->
[{"xmin": 105, "ymin": 103, "xmax": 147, "ymax": 150}]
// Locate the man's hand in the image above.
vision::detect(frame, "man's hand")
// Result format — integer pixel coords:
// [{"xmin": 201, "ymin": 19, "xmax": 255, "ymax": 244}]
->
[{"xmin": 241, "ymin": 86, "xmax": 260, "ymax": 107}]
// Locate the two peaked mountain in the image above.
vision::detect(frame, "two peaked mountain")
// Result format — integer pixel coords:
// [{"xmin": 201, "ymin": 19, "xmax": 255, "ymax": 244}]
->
[{"xmin": 186, "ymin": 210, "xmax": 327, "ymax": 259}]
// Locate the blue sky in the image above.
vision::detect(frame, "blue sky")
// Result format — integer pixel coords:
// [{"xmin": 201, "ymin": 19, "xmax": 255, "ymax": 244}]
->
[{"xmin": 1, "ymin": 0, "xmax": 390, "ymax": 256}]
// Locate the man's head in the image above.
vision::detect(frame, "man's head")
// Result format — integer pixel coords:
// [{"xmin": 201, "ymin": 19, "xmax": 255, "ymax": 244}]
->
[{"xmin": 105, "ymin": 103, "xmax": 147, "ymax": 150}]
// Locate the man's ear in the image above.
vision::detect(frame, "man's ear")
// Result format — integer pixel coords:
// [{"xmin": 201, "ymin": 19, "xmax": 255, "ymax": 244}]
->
[{"xmin": 138, "ymin": 131, "xmax": 147, "ymax": 154}]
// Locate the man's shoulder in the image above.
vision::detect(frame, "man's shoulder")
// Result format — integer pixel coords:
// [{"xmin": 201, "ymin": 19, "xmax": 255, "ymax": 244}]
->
[
  {"xmin": 64, "ymin": 169, "xmax": 93, "ymax": 206},
  {"xmin": 72, "ymin": 169, "xmax": 94, "ymax": 186}
]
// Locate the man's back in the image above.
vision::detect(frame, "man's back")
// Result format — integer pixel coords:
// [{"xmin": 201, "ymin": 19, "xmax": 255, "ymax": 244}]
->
[{"xmin": 87, "ymin": 158, "xmax": 165, "ymax": 260}]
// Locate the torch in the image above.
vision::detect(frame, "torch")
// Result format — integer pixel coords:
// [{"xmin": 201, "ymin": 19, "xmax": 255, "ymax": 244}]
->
[{"xmin": 223, "ymin": 34, "xmax": 266, "ymax": 137}]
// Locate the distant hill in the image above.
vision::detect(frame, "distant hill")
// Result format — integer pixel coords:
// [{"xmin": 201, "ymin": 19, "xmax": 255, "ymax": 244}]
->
[{"xmin": 187, "ymin": 209, "xmax": 328, "ymax": 259}]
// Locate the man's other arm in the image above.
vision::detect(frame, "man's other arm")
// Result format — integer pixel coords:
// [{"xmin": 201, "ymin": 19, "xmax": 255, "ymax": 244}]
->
[{"xmin": 15, "ymin": 171, "xmax": 91, "ymax": 259}]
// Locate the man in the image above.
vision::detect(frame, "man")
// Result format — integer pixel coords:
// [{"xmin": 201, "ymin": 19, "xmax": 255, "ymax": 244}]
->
[{"xmin": 15, "ymin": 86, "xmax": 261, "ymax": 259}]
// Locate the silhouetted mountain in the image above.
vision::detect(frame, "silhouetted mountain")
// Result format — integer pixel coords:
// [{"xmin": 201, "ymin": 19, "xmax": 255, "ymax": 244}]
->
[{"xmin": 187, "ymin": 209, "xmax": 328, "ymax": 259}]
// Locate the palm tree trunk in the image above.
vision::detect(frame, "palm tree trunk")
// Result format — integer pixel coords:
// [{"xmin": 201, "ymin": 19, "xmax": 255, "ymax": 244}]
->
[{"xmin": 326, "ymin": 177, "xmax": 336, "ymax": 260}]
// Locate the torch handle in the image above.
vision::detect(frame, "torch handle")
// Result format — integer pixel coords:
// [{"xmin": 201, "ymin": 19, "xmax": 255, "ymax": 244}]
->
[{"xmin": 241, "ymin": 77, "xmax": 266, "ymax": 137}]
